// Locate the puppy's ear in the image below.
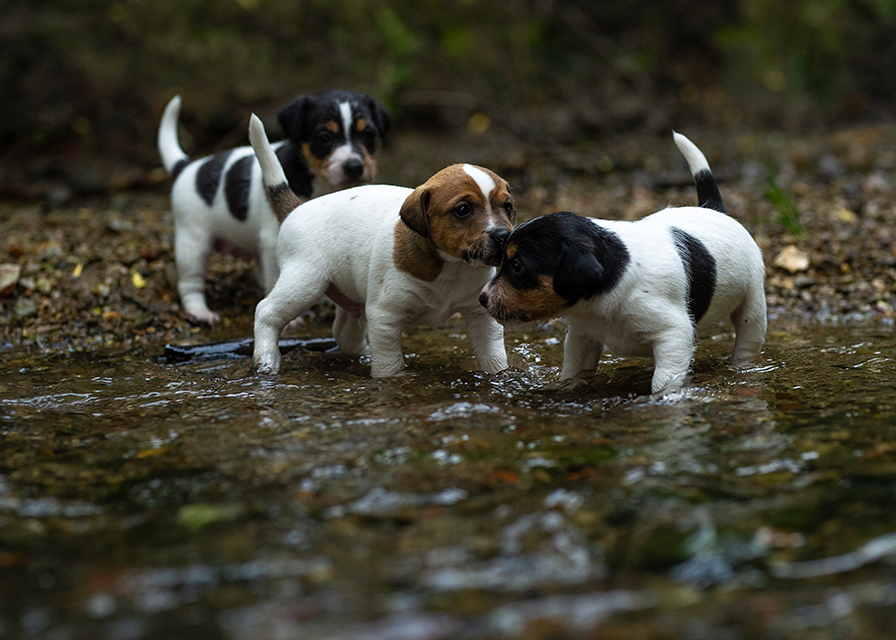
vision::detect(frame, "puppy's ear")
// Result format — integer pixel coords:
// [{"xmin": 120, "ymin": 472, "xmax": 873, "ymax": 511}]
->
[
  {"xmin": 399, "ymin": 187, "xmax": 431, "ymax": 238},
  {"xmin": 364, "ymin": 94, "xmax": 391, "ymax": 139},
  {"xmin": 553, "ymin": 244, "xmax": 604, "ymax": 303},
  {"xmin": 277, "ymin": 95, "xmax": 310, "ymax": 139}
]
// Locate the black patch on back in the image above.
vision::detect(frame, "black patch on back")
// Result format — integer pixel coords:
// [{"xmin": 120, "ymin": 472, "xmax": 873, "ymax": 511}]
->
[
  {"xmin": 224, "ymin": 155, "xmax": 253, "ymax": 221},
  {"xmin": 694, "ymin": 169, "xmax": 726, "ymax": 213},
  {"xmin": 195, "ymin": 150, "xmax": 232, "ymax": 206},
  {"xmin": 275, "ymin": 144, "xmax": 314, "ymax": 200},
  {"xmin": 670, "ymin": 227, "xmax": 717, "ymax": 324},
  {"xmin": 170, "ymin": 158, "xmax": 190, "ymax": 181},
  {"xmin": 499, "ymin": 211, "xmax": 630, "ymax": 306}
]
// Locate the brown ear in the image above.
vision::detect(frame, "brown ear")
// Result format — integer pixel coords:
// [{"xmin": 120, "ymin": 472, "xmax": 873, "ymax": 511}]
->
[{"xmin": 399, "ymin": 186, "xmax": 431, "ymax": 237}]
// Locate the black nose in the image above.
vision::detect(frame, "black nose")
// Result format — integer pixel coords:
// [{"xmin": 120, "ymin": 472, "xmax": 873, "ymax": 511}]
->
[
  {"xmin": 491, "ymin": 228, "xmax": 510, "ymax": 248},
  {"xmin": 479, "ymin": 291, "xmax": 489, "ymax": 308},
  {"xmin": 343, "ymin": 160, "xmax": 364, "ymax": 179}
]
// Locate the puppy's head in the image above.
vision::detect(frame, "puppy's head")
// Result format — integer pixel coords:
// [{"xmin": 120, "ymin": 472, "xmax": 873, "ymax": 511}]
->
[
  {"xmin": 278, "ymin": 90, "xmax": 391, "ymax": 195},
  {"xmin": 398, "ymin": 164, "xmax": 515, "ymax": 267},
  {"xmin": 479, "ymin": 211, "xmax": 630, "ymax": 324}
]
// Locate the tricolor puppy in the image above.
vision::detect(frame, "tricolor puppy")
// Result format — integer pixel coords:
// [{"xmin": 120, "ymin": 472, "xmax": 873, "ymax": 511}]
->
[
  {"xmin": 480, "ymin": 132, "xmax": 767, "ymax": 394},
  {"xmin": 157, "ymin": 90, "xmax": 391, "ymax": 324},
  {"xmin": 246, "ymin": 114, "xmax": 514, "ymax": 377}
]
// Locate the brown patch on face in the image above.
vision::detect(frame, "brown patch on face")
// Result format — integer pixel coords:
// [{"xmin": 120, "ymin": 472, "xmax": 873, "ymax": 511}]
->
[
  {"xmin": 505, "ymin": 243, "xmax": 518, "ymax": 261},
  {"xmin": 393, "ymin": 221, "xmax": 444, "ymax": 282},
  {"xmin": 486, "ymin": 275, "xmax": 567, "ymax": 323},
  {"xmin": 325, "ymin": 120, "xmax": 340, "ymax": 133},
  {"xmin": 415, "ymin": 164, "xmax": 514, "ymax": 263},
  {"xmin": 356, "ymin": 118, "xmax": 367, "ymax": 132},
  {"xmin": 359, "ymin": 145, "xmax": 377, "ymax": 182},
  {"xmin": 302, "ymin": 142, "xmax": 330, "ymax": 181}
]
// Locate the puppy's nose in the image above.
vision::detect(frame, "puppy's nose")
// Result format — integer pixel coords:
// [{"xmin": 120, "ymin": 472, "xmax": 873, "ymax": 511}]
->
[
  {"xmin": 343, "ymin": 160, "xmax": 364, "ymax": 180},
  {"xmin": 479, "ymin": 291, "xmax": 489, "ymax": 308},
  {"xmin": 490, "ymin": 228, "xmax": 510, "ymax": 248}
]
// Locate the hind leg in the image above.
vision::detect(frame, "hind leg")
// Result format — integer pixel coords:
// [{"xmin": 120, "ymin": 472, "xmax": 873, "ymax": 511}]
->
[
  {"xmin": 253, "ymin": 264, "xmax": 327, "ymax": 374},
  {"xmin": 730, "ymin": 287, "xmax": 767, "ymax": 367},
  {"xmin": 333, "ymin": 307, "xmax": 369, "ymax": 356},
  {"xmin": 175, "ymin": 224, "xmax": 218, "ymax": 324}
]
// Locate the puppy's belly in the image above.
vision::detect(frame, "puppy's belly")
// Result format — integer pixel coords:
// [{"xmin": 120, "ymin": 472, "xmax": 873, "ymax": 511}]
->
[
  {"xmin": 213, "ymin": 237, "xmax": 257, "ymax": 260},
  {"xmin": 577, "ymin": 321, "xmax": 655, "ymax": 358},
  {"xmin": 408, "ymin": 306, "xmax": 454, "ymax": 327},
  {"xmin": 601, "ymin": 334, "xmax": 654, "ymax": 358}
]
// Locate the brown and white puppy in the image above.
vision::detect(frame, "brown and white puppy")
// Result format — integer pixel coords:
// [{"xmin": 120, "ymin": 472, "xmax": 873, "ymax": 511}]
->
[
  {"xmin": 157, "ymin": 90, "xmax": 391, "ymax": 324},
  {"xmin": 480, "ymin": 132, "xmax": 767, "ymax": 394},
  {"xmin": 247, "ymin": 114, "xmax": 513, "ymax": 376}
]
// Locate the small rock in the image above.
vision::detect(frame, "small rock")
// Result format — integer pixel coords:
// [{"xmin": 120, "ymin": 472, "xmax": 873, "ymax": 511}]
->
[
  {"xmin": 35, "ymin": 278, "xmax": 53, "ymax": 295},
  {"xmin": 0, "ymin": 264, "xmax": 21, "ymax": 297},
  {"xmin": 14, "ymin": 298, "xmax": 37, "ymax": 318},
  {"xmin": 773, "ymin": 245, "xmax": 810, "ymax": 273}
]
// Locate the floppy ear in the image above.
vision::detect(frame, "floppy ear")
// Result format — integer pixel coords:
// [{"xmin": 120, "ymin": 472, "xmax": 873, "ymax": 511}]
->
[
  {"xmin": 399, "ymin": 186, "xmax": 431, "ymax": 238},
  {"xmin": 364, "ymin": 94, "xmax": 391, "ymax": 140},
  {"xmin": 277, "ymin": 95, "xmax": 310, "ymax": 139},
  {"xmin": 553, "ymin": 243, "xmax": 605, "ymax": 303}
]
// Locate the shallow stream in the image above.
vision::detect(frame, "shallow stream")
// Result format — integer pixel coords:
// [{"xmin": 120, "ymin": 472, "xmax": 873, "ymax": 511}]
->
[{"xmin": 2, "ymin": 316, "xmax": 896, "ymax": 639}]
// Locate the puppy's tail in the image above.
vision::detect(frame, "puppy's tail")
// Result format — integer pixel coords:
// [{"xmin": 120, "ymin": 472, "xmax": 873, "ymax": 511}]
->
[
  {"xmin": 248, "ymin": 114, "xmax": 302, "ymax": 224},
  {"xmin": 673, "ymin": 131, "xmax": 726, "ymax": 214},
  {"xmin": 158, "ymin": 96, "xmax": 191, "ymax": 180}
]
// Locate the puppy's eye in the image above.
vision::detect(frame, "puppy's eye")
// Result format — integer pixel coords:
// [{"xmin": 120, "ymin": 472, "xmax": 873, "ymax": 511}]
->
[
  {"xmin": 508, "ymin": 259, "xmax": 524, "ymax": 276},
  {"xmin": 317, "ymin": 131, "xmax": 333, "ymax": 144},
  {"xmin": 453, "ymin": 203, "xmax": 473, "ymax": 219},
  {"xmin": 503, "ymin": 200, "xmax": 514, "ymax": 214}
]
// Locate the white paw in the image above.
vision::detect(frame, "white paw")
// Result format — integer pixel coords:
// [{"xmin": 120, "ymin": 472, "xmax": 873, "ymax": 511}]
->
[
  {"xmin": 251, "ymin": 353, "xmax": 281, "ymax": 375},
  {"xmin": 187, "ymin": 308, "xmax": 221, "ymax": 325}
]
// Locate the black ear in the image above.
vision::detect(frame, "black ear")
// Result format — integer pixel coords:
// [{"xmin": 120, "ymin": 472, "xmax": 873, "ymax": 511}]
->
[
  {"xmin": 553, "ymin": 243, "xmax": 604, "ymax": 303},
  {"xmin": 364, "ymin": 94, "xmax": 391, "ymax": 139},
  {"xmin": 277, "ymin": 95, "xmax": 310, "ymax": 139},
  {"xmin": 399, "ymin": 186, "xmax": 430, "ymax": 237}
]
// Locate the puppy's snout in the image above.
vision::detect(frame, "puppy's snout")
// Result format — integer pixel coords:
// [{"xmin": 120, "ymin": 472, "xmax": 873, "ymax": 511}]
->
[
  {"xmin": 479, "ymin": 290, "xmax": 490, "ymax": 308},
  {"xmin": 343, "ymin": 159, "xmax": 364, "ymax": 180},
  {"xmin": 490, "ymin": 228, "xmax": 510, "ymax": 248}
]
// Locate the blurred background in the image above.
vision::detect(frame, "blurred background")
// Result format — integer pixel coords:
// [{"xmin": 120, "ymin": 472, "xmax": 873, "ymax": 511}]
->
[{"xmin": 3, "ymin": 0, "xmax": 896, "ymax": 201}]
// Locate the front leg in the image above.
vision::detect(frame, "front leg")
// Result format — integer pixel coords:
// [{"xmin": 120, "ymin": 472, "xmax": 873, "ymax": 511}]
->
[
  {"xmin": 650, "ymin": 326, "xmax": 695, "ymax": 394},
  {"xmin": 559, "ymin": 323, "xmax": 603, "ymax": 380},
  {"xmin": 462, "ymin": 307, "xmax": 508, "ymax": 373},
  {"xmin": 365, "ymin": 307, "xmax": 407, "ymax": 377}
]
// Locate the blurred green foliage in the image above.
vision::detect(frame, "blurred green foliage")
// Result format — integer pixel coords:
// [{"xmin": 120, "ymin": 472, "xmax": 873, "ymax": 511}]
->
[
  {"xmin": 2, "ymin": 0, "xmax": 896, "ymax": 167},
  {"xmin": 719, "ymin": 0, "xmax": 896, "ymax": 102}
]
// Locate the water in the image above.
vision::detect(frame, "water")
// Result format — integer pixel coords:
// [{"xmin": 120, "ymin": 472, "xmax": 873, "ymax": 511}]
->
[{"xmin": 2, "ymin": 318, "xmax": 896, "ymax": 639}]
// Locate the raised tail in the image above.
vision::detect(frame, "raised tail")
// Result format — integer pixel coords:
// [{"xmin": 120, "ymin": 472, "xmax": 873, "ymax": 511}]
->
[
  {"xmin": 157, "ymin": 96, "xmax": 191, "ymax": 179},
  {"xmin": 672, "ymin": 131, "xmax": 726, "ymax": 214},
  {"xmin": 248, "ymin": 114, "xmax": 302, "ymax": 224}
]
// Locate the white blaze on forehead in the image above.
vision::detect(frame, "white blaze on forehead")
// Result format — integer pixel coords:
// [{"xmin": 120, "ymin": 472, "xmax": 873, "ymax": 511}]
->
[
  {"xmin": 462, "ymin": 164, "xmax": 496, "ymax": 198},
  {"xmin": 339, "ymin": 102, "xmax": 352, "ymax": 142}
]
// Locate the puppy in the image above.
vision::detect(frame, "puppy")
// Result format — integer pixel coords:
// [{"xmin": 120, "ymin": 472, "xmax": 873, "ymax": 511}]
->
[
  {"xmin": 157, "ymin": 90, "xmax": 391, "ymax": 323},
  {"xmin": 246, "ymin": 114, "xmax": 514, "ymax": 377},
  {"xmin": 480, "ymin": 132, "xmax": 767, "ymax": 394}
]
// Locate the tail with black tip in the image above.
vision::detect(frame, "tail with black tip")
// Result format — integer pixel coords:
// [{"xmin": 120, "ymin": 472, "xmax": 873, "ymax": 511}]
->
[
  {"xmin": 673, "ymin": 131, "xmax": 726, "ymax": 214},
  {"xmin": 248, "ymin": 114, "xmax": 302, "ymax": 224},
  {"xmin": 158, "ymin": 96, "xmax": 190, "ymax": 180}
]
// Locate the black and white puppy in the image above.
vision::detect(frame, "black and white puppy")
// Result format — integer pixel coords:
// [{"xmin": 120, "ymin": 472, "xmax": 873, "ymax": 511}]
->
[
  {"xmin": 479, "ymin": 132, "xmax": 767, "ymax": 394},
  {"xmin": 157, "ymin": 90, "xmax": 391, "ymax": 323}
]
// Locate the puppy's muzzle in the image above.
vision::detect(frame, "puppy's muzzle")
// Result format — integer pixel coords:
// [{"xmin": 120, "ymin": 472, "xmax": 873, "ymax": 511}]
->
[
  {"xmin": 343, "ymin": 159, "xmax": 364, "ymax": 180},
  {"xmin": 482, "ymin": 228, "xmax": 510, "ymax": 267}
]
